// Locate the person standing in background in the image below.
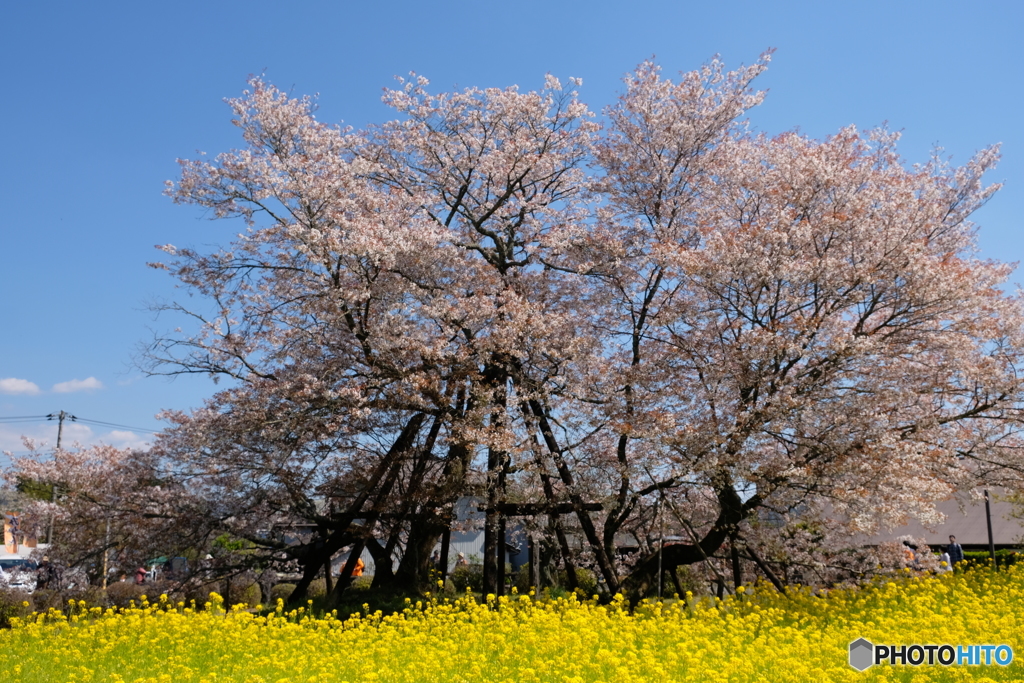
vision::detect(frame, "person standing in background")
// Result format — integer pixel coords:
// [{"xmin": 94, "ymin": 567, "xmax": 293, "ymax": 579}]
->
[{"xmin": 947, "ymin": 535, "xmax": 965, "ymax": 567}]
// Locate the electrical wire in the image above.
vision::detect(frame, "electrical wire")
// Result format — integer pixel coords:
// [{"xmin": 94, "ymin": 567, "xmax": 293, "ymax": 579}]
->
[
  {"xmin": 0, "ymin": 414, "xmax": 162, "ymax": 434},
  {"xmin": 73, "ymin": 417, "xmax": 161, "ymax": 434}
]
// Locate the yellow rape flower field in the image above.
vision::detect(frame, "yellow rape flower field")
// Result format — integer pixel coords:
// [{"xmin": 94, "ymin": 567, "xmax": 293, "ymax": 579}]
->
[{"xmin": 2, "ymin": 565, "xmax": 1023, "ymax": 682}]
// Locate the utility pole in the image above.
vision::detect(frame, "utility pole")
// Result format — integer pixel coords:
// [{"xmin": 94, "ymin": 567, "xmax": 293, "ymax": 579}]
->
[
  {"xmin": 985, "ymin": 489, "xmax": 996, "ymax": 563},
  {"xmin": 657, "ymin": 496, "xmax": 664, "ymax": 599},
  {"xmin": 101, "ymin": 518, "xmax": 111, "ymax": 589},
  {"xmin": 45, "ymin": 411, "xmax": 75, "ymax": 544}
]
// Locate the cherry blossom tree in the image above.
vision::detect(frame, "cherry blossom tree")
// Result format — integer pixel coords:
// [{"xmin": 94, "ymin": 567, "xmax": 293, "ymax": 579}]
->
[
  {"xmin": 13, "ymin": 53, "xmax": 1024, "ymax": 601},
  {"xmin": 5, "ymin": 442, "xmax": 212, "ymax": 585},
  {"xmin": 595, "ymin": 111, "xmax": 1024, "ymax": 594},
  {"xmin": 142, "ymin": 73, "xmax": 604, "ymax": 599}
]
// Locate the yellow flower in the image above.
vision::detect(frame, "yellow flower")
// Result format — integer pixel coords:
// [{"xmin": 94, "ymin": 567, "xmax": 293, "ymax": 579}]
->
[{"xmin": 3, "ymin": 566, "xmax": 1022, "ymax": 683}]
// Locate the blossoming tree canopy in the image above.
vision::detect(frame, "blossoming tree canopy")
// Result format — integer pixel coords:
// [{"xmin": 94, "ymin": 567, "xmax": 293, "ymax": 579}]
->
[{"xmin": 12, "ymin": 52, "xmax": 1023, "ymax": 600}]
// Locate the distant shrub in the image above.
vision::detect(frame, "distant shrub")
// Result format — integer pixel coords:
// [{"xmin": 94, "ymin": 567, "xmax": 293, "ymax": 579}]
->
[
  {"xmin": 266, "ymin": 578, "xmax": 330, "ymax": 604},
  {"xmin": 513, "ymin": 565, "xmax": 534, "ymax": 593},
  {"xmin": 270, "ymin": 583, "xmax": 295, "ymax": 603},
  {"xmin": 962, "ymin": 550, "xmax": 1021, "ymax": 569},
  {"xmin": 668, "ymin": 565, "xmax": 703, "ymax": 597},
  {"xmin": 228, "ymin": 581, "xmax": 262, "ymax": 608},
  {"xmin": 0, "ymin": 588, "xmax": 34, "ymax": 628},
  {"xmin": 350, "ymin": 576, "xmax": 373, "ymax": 591},
  {"xmin": 64, "ymin": 585, "xmax": 110, "ymax": 609},
  {"xmin": 105, "ymin": 582, "xmax": 147, "ymax": 608},
  {"xmin": 513, "ymin": 564, "xmax": 598, "ymax": 595},
  {"xmin": 572, "ymin": 568, "xmax": 598, "ymax": 595},
  {"xmin": 450, "ymin": 564, "xmax": 483, "ymax": 593},
  {"xmin": 307, "ymin": 578, "xmax": 328, "ymax": 599},
  {"xmin": 178, "ymin": 579, "xmax": 222, "ymax": 606}
]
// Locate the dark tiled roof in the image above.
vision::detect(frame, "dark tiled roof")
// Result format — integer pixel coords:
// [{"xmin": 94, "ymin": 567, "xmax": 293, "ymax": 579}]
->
[{"xmin": 857, "ymin": 490, "xmax": 1023, "ymax": 548}]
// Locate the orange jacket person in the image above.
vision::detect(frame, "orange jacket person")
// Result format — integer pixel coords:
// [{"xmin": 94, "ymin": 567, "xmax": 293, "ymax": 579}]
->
[{"xmin": 352, "ymin": 557, "xmax": 365, "ymax": 577}]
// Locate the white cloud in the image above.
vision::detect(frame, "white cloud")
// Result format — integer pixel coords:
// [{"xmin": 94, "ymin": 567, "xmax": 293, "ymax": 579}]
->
[
  {"xmin": 0, "ymin": 422, "xmax": 94, "ymax": 457},
  {"xmin": 52, "ymin": 377, "xmax": 104, "ymax": 393},
  {"xmin": 102, "ymin": 430, "xmax": 152, "ymax": 451},
  {"xmin": 0, "ymin": 378, "xmax": 41, "ymax": 395},
  {"xmin": 0, "ymin": 423, "xmax": 152, "ymax": 469}
]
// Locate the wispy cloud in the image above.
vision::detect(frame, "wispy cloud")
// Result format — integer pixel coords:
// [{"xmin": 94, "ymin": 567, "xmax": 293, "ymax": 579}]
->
[
  {"xmin": 1, "ymin": 423, "xmax": 153, "ymax": 466},
  {"xmin": 52, "ymin": 377, "xmax": 104, "ymax": 393},
  {"xmin": 103, "ymin": 430, "xmax": 152, "ymax": 451},
  {"xmin": 0, "ymin": 378, "xmax": 42, "ymax": 395},
  {"xmin": 0, "ymin": 422, "xmax": 94, "ymax": 456}
]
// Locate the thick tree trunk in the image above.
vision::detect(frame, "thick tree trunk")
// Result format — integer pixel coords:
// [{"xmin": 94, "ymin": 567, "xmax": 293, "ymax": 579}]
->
[
  {"xmin": 745, "ymin": 544, "xmax": 787, "ymax": 595},
  {"xmin": 333, "ymin": 539, "xmax": 366, "ymax": 598},
  {"xmin": 366, "ymin": 538, "xmax": 395, "ymax": 589},
  {"xmin": 731, "ymin": 538, "xmax": 743, "ymax": 590},
  {"xmin": 551, "ymin": 515, "xmax": 579, "ymax": 591},
  {"xmin": 623, "ymin": 484, "xmax": 762, "ymax": 599},
  {"xmin": 393, "ymin": 512, "xmax": 447, "ymax": 594},
  {"xmin": 497, "ymin": 516, "xmax": 507, "ymax": 595},
  {"xmin": 482, "ymin": 360, "xmax": 509, "ymax": 597},
  {"xmin": 528, "ymin": 399, "xmax": 620, "ymax": 593},
  {"xmin": 483, "ymin": 491, "xmax": 500, "ymax": 596},
  {"xmin": 375, "ymin": 427, "xmax": 470, "ymax": 595},
  {"xmin": 367, "ymin": 414, "xmax": 446, "ymax": 594},
  {"xmin": 527, "ymin": 532, "xmax": 540, "ymax": 590},
  {"xmin": 289, "ymin": 413, "xmax": 425, "ymax": 606},
  {"xmin": 438, "ymin": 524, "xmax": 452, "ymax": 582},
  {"xmin": 289, "ymin": 534, "xmax": 349, "ymax": 607},
  {"xmin": 670, "ymin": 567, "xmax": 685, "ymax": 597}
]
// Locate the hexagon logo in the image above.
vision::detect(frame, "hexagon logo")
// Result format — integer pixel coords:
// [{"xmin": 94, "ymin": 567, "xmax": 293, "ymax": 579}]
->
[{"xmin": 849, "ymin": 638, "xmax": 874, "ymax": 671}]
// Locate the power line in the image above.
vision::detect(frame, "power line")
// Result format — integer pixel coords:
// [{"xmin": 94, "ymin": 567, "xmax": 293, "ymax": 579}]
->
[
  {"xmin": 74, "ymin": 417, "xmax": 161, "ymax": 434},
  {"xmin": 0, "ymin": 414, "xmax": 162, "ymax": 434},
  {"xmin": 46, "ymin": 411, "xmax": 73, "ymax": 543}
]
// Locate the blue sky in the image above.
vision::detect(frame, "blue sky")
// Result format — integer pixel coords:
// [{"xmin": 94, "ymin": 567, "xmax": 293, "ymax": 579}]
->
[{"xmin": 1, "ymin": 0, "xmax": 1021, "ymax": 462}]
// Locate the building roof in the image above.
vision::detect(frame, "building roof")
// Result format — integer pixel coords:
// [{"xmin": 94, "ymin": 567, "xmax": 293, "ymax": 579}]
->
[{"xmin": 856, "ymin": 491, "xmax": 1023, "ymax": 548}]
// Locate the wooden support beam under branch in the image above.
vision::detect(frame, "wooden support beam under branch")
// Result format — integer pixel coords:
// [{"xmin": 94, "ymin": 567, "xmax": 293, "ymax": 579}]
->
[{"xmin": 478, "ymin": 502, "xmax": 604, "ymax": 516}]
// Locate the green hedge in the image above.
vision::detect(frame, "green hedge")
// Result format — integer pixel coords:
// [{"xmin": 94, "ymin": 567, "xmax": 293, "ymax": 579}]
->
[
  {"xmin": 960, "ymin": 549, "xmax": 1021, "ymax": 568},
  {"xmin": 227, "ymin": 580, "xmax": 262, "ymax": 607},
  {"xmin": 270, "ymin": 583, "xmax": 295, "ymax": 603},
  {"xmin": 512, "ymin": 565, "xmax": 599, "ymax": 596},
  {"xmin": 269, "ymin": 577, "xmax": 340, "ymax": 605},
  {"xmin": 449, "ymin": 564, "xmax": 484, "ymax": 593},
  {"xmin": 0, "ymin": 588, "xmax": 34, "ymax": 628}
]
